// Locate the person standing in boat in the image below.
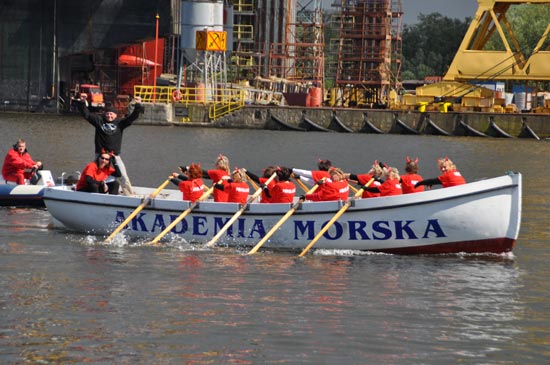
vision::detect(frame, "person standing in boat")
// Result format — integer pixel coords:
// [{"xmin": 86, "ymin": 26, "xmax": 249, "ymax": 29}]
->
[
  {"xmin": 415, "ymin": 157, "xmax": 466, "ymax": 189},
  {"xmin": 245, "ymin": 166, "xmax": 276, "ymax": 203},
  {"xmin": 76, "ymin": 152, "xmax": 121, "ymax": 195},
  {"xmin": 345, "ymin": 160, "xmax": 385, "ymax": 198},
  {"xmin": 301, "ymin": 167, "xmax": 349, "ymax": 202},
  {"xmin": 2, "ymin": 138, "xmax": 42, "ymax": 185},
  {"xmin": 170, "ymin": 163, "xmax": 205, "ymax": 203},
  {"xmin": 78, "ymin": 95, "xmax": 143, "ymax": 195},
  {"xmin": 214, "ymin": 168, "xmax": 250, "ymax": 204},
  {"xmin": 400, "ymin": 156, "xmax": 424, "ymax": 194}
]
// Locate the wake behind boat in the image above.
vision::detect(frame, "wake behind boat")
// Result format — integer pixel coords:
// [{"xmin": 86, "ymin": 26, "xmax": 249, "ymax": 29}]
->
[{"xmin": 43, "ymin": 173, "xmax": 522, "ymax": 255}]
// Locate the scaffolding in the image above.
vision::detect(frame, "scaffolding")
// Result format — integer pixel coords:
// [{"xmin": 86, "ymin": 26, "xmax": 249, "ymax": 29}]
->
[
  {"xmin": 267, "ymin": 0, "xmax": 324, "ymax": 89},
  {"xmin": 330, "ymin": 0, "xmax": 402, "ymax": 107}
]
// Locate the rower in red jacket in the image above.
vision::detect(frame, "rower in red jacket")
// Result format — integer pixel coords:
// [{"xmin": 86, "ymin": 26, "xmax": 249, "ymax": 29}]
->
[
  {"xmin": 291, "ymin": 159, "xmax": 332, "ymax": 185},
  {"xmin": 400, "ymin": 156, "xmax": 424, "ymax": 194},
  {"xmin": 215, "ymin": 168, "xmax": 250, "ymax": 204},
  {"xmin": 198, "ymin": 154, "xmax": 231, "ymax": 202},
  {"xmin": 345, "ymin": 160, "xmax": 385, "ymax": 198},
  {"xmin": 170, "ymin": 163, "xmax": 206, "ymax": 203},
  {"xmin": 415, "ymin": 157, "xmax": 466, "ymax": 189},
  {"xmin": 362, "ymin": 167, "xmax": 403, "ymax": 197},
  {"xmin": 303, "ymin": 167, "xmax": 349, "ymax": 202},
  {"xmin": 245, "ymin": 166, "xmax": 276, "ymax": 203},
  {"xmin": 270, "ymin": 166, "xmax": 296, "ymax": 203}
]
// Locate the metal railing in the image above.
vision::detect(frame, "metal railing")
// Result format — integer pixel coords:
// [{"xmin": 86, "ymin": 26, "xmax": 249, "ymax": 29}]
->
[{"xmin": 133, "ymin": 85, "xmax": 247, "ymax": 120}]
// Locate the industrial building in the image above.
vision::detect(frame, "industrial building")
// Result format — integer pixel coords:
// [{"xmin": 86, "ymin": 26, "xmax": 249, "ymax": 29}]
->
[{"xmin": 0, "ymin": 0, "xmax": 403, "ymax": 112}]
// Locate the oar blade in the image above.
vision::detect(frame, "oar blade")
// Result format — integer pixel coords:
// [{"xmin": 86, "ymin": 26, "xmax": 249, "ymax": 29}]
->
[{"xmin": 104, "ymin": 178, "xmax": 171, "ymax": 243}]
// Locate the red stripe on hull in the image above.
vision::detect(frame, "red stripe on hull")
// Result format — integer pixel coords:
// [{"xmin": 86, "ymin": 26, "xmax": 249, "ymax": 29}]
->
[{"xmin": 373, "ymin": 238, "xmax": 516, "ymax": 255}]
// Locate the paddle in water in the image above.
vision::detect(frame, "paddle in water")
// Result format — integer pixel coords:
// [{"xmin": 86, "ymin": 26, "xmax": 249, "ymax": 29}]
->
[{"xmin": 104, "ymin": 178, "xmax": 171, "ymax": 243}]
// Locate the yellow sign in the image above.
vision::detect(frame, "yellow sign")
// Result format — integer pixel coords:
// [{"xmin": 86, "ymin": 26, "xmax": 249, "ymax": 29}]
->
[{"xmin": 196, "ymin": 31, "xmax": 227, "ymax": 51}]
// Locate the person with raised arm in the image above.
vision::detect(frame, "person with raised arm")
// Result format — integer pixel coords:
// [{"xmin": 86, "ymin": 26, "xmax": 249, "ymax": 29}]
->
[{"xmin": 78, "ymin": 95, "xmax": 143, "ymax": 195}]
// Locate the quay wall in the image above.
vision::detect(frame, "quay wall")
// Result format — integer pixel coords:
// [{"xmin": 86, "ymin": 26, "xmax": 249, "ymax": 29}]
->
[{"xmin": 138, "ymin": 103, "xmax": 550, "ymax": 139}]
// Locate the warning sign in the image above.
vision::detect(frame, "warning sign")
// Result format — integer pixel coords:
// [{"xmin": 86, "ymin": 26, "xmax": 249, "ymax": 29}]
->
[{"xmin": 196, "ymin": 31, "xmax": 227, "ymax": 51}]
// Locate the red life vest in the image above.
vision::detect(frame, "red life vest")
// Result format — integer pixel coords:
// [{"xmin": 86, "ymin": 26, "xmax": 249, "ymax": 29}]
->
[
  {"xmin": 400, "ymin": 173, "xmax": 424, "ymax": 194},
  {"xmin": 178, "ymin": 178, "xmax": 205, "ymax": 202},
  {"xmin": 439, "ymin": 170, "xmax": 466, "ymax": 187},
  {"xmin": 270, "ymin": 181, "xmax": 296, "ymax": 203},
  {"xmin": 208, "ymin": 169, "xmax": 230, "ymax": 202}
]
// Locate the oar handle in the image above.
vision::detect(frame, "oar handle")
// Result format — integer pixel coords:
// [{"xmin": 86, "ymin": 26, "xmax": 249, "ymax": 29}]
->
[
  {"xmin": 298, "ymin": 178, "xmax": 374, "ymax": 256},
  {"xmin": 105, "ymin": 178, "xmax": 171, "ymax": 243},
  {"xmin": 205, "ymin": 172, "xmax": 277, "ymax": 248},
  {"xmin": 293, "ymin": 175, "xmax": 310, "ymax": 193}
]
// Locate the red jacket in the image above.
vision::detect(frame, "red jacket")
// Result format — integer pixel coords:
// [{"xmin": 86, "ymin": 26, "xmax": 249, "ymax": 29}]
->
[
  {"xmin": 259, "ymin": 176, "xmax": 276, "ymax": 203},
  {"xmin": 439, "ymin": 170, "xmax": 466, "ymax": 187},
  {"xmin": 76, "ymin": 161, "xmax": 115, "ymax": 191},
  {"xmin": 2, "ymin": 148, "xmax": 37, "ymax": 183},
  {"xmin": 208, "ymin": 169, "xmax": 230, "ymax": 202},
  {"xmin": 224, "ymin": 181, "xmax": 250, "ymax": 204},
  {"xmin": 377, "ymin": 178, "xmax": 403, "ymax": 196},
  {"xmin": 306, "ymin": 180, "xmax": 349, "ymax": 202},
  {"xmin": 270, "ymin": 181, "xmax": 296, "ymax": 203},
  {"xmin": 357, "ymin": 173, "xmax": 381, "ymax": 198},
  {"xmin": 400, "ymin": 173, "xmax": 424, "ymax": 194},
  {"xmin": 178, "ymin": 178, "xmax": 205, "ymax": 202}
]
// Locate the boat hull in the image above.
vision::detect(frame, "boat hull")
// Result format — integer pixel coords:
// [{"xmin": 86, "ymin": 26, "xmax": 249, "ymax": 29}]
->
[
  {"xmin": 0, "ymin": 170, "xmax": 70, "ymax": 208},
  {"xmin": 43, "ymin": 173, "xmax": 522, "ymax": 254},
  {"xmin": 0, "ymin": 184, "xmax": 45, "ymax": 207}
]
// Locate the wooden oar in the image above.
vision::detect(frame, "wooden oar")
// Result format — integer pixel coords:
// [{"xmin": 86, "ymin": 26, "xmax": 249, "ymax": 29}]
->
[
  {"xmin": 248, "ymin": 181, "xmax": 323, "ymax": 254},
  {"xmin": 148, "ymin": 180, "xmax": 221, "ymax": 245},
  {"xmin": 348, "ymin": 183, "xmax": 359, "ymax": 194},
  {"xmin": 204, "ymin": 172, "xmax": 277, "ymax": 248},
  {"xmin": 298, "ymin": 178, "xmax": 375, "ymax": 257},
  {"xmin": 246, "ymin": 175, "xmax": 261, "ymax": 202},
  {"xmin": 105, "ymin": 178, "xmax": 171, "ymax": 243},
  {"xmin": 293, "ymin": 175, "xmax": 310, "ymax": 193}
]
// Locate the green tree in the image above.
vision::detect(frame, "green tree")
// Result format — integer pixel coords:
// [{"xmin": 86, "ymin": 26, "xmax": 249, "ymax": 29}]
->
[{"xmin": 402, "ymin": 13, "xmax": 470, "ymax": 80}]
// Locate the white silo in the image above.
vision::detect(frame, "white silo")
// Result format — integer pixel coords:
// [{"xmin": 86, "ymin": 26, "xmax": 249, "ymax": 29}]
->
[{"xmin": 180, "ymin": 0, "xmax": 224, "ymax": 65}]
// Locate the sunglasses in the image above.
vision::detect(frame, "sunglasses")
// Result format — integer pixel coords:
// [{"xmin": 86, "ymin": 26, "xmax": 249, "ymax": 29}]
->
[{"xmin": 99, "ymin": 156, "xmax": 111, "ymax": 161}]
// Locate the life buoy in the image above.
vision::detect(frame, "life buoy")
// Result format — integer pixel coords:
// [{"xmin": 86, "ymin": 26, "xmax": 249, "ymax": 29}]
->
[{"xmin": 172, "ymin": 89, "xmax": 182, "ymax": 102}]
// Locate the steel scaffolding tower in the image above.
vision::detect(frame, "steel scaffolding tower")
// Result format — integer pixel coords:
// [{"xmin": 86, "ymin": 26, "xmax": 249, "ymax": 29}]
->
[{"xmin": 331, "ymin": 0, "xmax": 402, "ymax": 107}]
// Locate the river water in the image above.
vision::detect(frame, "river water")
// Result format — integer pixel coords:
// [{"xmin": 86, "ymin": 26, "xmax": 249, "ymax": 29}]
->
[{"xmin": 1, "ymin": 112, "xmax": 549, "ymax": 364}]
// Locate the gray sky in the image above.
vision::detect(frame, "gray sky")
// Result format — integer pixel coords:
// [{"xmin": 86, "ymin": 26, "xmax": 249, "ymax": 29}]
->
[{"xmin": 401, "ymin": 0, "xmax": 478, "ymax": 24}]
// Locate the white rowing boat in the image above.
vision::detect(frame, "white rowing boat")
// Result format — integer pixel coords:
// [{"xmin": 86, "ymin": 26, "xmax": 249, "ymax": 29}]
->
[{"xmin": 43, "ymin": 172, "xmax": 522, "ymax": 254}]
